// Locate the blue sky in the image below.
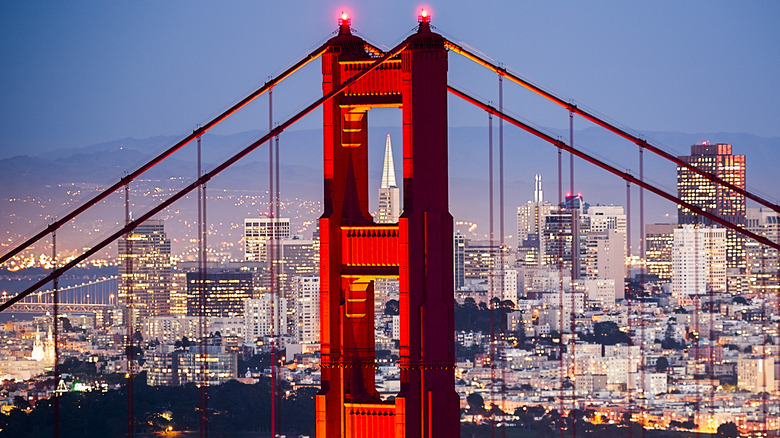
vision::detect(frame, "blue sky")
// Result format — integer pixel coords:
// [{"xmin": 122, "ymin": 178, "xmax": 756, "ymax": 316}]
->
[{"xmin": 1, "ymin": 1, "xmax": 779, "ymax": 157}]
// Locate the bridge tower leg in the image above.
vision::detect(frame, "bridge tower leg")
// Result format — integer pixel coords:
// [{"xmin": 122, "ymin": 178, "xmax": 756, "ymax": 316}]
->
[{"xmin": 316, "ymin": 16, "xmax": 458, "ymax": 438}]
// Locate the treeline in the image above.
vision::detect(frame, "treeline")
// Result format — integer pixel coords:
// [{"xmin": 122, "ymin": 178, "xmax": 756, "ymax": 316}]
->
[{"xmin": 0, "ymin": 375, "xmax": 316, "ymax": 437}]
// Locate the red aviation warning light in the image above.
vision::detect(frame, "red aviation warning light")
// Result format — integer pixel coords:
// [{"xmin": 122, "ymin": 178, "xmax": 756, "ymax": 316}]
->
[
  {"xmin": 418, "ymin": 8, "xmax": 430, "ymax": 23},
  {"xmin": 338, "ymin": 11, "xmax": 351, "ymax": 27}
]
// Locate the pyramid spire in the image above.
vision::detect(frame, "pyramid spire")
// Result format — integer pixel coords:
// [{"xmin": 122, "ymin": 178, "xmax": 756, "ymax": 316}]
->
[{"xmin": 381, "ymin": 134, "xmax": 397, "ymax": 189}]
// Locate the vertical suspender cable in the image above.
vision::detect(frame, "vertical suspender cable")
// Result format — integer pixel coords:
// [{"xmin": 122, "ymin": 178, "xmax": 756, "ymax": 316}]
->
[
  {"xmin": 762, "ymin": 245, "xmax": 768, "ymax": 433},
  {"xmin": 268, "ymin": 87, "xmax": 277, "ymax": 438},
  {"xmin": 693, "ymin": 214, "xmax": 700, "ymax": 438},
  {"xmin": 498, "ymin": 72, "xmax": 507, "ymax": 438},
  {"xmin": 197, "ymin": 133, "xmax": 203, "ymax": 437},
  {"xmin": 202, "ymin": 180, "xmax": 209, "ymax": 438},
  {"xmin": 274, "ymin": 132, "xmax": 282, "ymax": 430},
  {"xmin": 197, "ymin": 133, "xmax": 209, "ymax": 438},
  {"xmin": 487, "ymin": 111, "xmax": 496, "ymax": 438},
  {"xmin": 626, "ymin": 179, "xmax": 633, "ymax": 438},
  {"xmin": 568, "ymin": 109, "xmax": 577, "ymax": 437},
  {"xmin": 557, "ymin": 131, "xmax": 564, "ymax": 437},
  {"xmin": 124, "ymin": 183, "xmax": 134, "ymax": 438},
  {"xmin": 638, "ymin": 146, "xmax": 647, "ymax": 438},
  {"xmin": 52, "ymin": 230, "xmax": 60, "ymax": 438}
]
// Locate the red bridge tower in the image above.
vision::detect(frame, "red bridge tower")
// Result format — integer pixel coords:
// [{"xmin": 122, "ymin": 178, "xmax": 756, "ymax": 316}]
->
[{"xmin": 316, "ymin": 13, "xmax": 459, "ymax": 438}]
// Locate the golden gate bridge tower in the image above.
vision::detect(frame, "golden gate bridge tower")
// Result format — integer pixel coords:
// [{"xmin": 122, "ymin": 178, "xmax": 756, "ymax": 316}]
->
[{"xmin": 316, "ymin": 12, "xmax": 459, "ymax": 438}]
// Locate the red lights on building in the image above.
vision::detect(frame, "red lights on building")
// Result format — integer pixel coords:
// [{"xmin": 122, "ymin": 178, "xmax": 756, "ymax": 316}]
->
[{"xmin": 338, "ymin": 11, "xmax": 351, "ymax": 28}]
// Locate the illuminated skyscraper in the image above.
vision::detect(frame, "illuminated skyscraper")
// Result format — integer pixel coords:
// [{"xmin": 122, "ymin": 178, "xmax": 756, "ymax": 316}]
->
[
  {"xmin": 186, "ymin": 270, "xmax": 254, "ymax": 318},
  {"xmin": 677, "ymin": 142, "xmax": 746, "ymax": 290},
  {"xmin": 541, "ymin": 194, "xmax": 589, "ymax": 275},
  {"xmin": 118, "ymin": 220, "xmax": 172, "ymax": 324},
  {"xmin": 516, "ymin": 174, "xmax": 555, "ymax": 265},
  {"xmin": 453, "ymin": 233, "xmax": 466, "ymax": 290},
  {"xmin": 375, "ymin": 134, "xmax": 400, "ymax": 318},
  {"xmin": 644, "ymin": 223, "xmax": 677, "ymax": 284},
  {"xmin": 243, "ymin": 217, "xmax": 290, "ymax": 262},
  {"xmin": 377, "ymin": 134, "xmax": 400, "ymax": 224},
  {"xmin": 745, "ymin": 207, "xmax": 780, "ymax": 294}
]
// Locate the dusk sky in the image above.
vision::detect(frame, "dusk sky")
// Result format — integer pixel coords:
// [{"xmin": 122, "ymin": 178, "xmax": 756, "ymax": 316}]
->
[{"xmin": 1, "ymin": 1, "xmax": 779, "ymax": 159}]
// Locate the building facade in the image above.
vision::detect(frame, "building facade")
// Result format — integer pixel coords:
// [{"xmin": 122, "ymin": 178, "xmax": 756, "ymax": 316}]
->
[
  {"xmin": 671, "ymin": 225, "xmax": 727, "ymax": 298},
  {"xmin": 243, "ymin": 217, "xmax": 291, "ymax": 262},
  {"xmin": 677, "ymin": 142, "xmax": 746, "ymax": 290},
  {"xmin": 645, "ymin": 223, "xmax": 677, "ymax": 284},
  {"xmin": 118, "ymin": 220, "xmax": 173, "ymax": 325},
  {"xmin": 376, "ymin": 134, "xmax": 400, "ymax": 224},
  {"xmin": 186, "ymin": 270, "xmax": 254, "ymax": 318}
]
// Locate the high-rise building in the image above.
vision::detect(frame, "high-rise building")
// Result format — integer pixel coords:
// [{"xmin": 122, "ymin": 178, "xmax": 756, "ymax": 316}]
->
[
  {"xmin": 542, "ymin": 200, "xmax": 590, "ymax": 275},
  {"xmin": 244, "ymin": 294, "xmax": 288, "ymax": 342},
  {"xmin": 585, "ymin": 205, "xmax": 626, "ymax": 235},
  {"xmin": 462, "ymin": 239, "xmax": 501, "ymax": 284},
  {"xmin": 243, "ymin": 217, "xmax": 291, "ymax": 262},
  {"xmin": 118, "ymin": 220, "xmax": 172, "ymax": 324},
  {"xmin": 671, "ymin": 225, "xmax": 727, "ymax": 298},
  {"xmin": 516, "ymin": 174, "xmax": 555, "ymax": 265},
  {"xmin": 645, "ymin": 223, "xmax": 677, "ymax": 283},
  {"xmin": 581, "ymin": 229, "xmax": 626, "ymax": 300},
  {"xmin": 377, "ymin": 134, "xmax": 400, "ymax": 224},
  {"xmin": 745, "ymin": 207, "xmax": 780, "ymax": 295},
  {"xmin": 375, "ymin": 135, "xmax": 401, "ymax": 318},
  {"xmin": 738, "ymin": 355, "xmax": 775, "ymax": 394},
  {"xmin": 147, "ymin": 346, "xmax": 237, "ymax": 387},
  {"xmin": 454, "ymin": 233, "xmax": 466, "ymax": 290},
  {"xmin": 677, "ymin": 142, "xmax": 746, "ymax": 288},
  {"xmin": 293, "ymin": 276, "xmax": 320, "ymax": 346},
  {"xmin": 186, "ymin": 270, "xmax": 254, "ymax": 318},
  {"xmin": 271, "ymin": 238, "xmax": 320, "ymax": 333}
]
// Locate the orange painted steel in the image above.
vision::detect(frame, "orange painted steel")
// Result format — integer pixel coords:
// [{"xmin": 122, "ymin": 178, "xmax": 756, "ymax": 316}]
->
[{"xmin": 317, "ymin": 19, "xmax": 459, "ymax": 438}]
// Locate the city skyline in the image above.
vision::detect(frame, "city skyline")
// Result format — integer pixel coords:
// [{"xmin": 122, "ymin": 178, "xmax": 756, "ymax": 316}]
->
[{"xmin": 1, "ymin": 3, "xmax": 779, "ymax": 437}]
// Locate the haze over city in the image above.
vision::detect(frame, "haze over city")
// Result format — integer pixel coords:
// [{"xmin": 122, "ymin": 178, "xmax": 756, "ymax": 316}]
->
[{"xmin": 1, "ymin": 2, "xmax": 779, "ymax": 437}]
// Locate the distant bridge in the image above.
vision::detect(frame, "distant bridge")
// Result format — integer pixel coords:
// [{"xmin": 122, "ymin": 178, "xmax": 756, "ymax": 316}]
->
[{"xmin": 2, "ymin": 275, "xmax": 116, "ymax": 313}]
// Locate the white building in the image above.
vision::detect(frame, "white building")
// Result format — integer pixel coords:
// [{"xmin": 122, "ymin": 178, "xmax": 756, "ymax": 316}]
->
[
  {"xmin": 585, "ymin": 205, "xmax": 627, "ymax": 235},
  {"xmin": 516, "ymin": 174, "xmax": 555, "ymax": 264},
  {"xmin": 142, "ymin": 316, "xmax": 245, "ymax": 344},
  {"xmin": 244, "ymin": 295, "xmax": 288, "ymax": 342},
  {"xmin": 293, "ymin": 276, "xmax": 320, "ymax": 346},
  {"xmin": 573, "ymin": 278, "xmax": 616, "ymax": 310},
  {"xmin": 738, "ymin": 355, "xmax": 775, "ymax": 393},
  {"xmin": 629, "ymin": 372, "xmax": 668, "ymax": 397},
  {"xmin": 377, "ymin": 134, "xmax": 400, "ymax": 224},
  {"xmin": 672, "ymin": 225, "xmax": 727, "ymax": 298},
  {"xmin": 581, "ymin": 229, "xmax": 626, "ymax": 300},
  {"xmin": 243, "ymin": 217, "xmax": 291, "ymax": 262}
]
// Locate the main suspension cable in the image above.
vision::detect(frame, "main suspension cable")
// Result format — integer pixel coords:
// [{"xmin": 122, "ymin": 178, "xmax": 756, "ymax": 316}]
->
[
  {"xmin": 446, "ymin": 86, "xmax": 780, "ymax": 252},
  {"xmin": 0, "ymin": 42, "xmax": 331, "ymax": 266},
  {"xmin": 444, "ymin": 40, "xmax": 780, "ymax": 215},
  {"xmin": 0, "ymin": 40, "xmax": 409, "ymax": 312}
]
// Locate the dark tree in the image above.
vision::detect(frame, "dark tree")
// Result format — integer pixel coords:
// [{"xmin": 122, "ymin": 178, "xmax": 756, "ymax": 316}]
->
[
  {"xmin": 466, "ymin": 392, "xmax": 485, "ymax": 414},
  {"xmin": 383, "ymin": 299, "xmax": 399, "ymax": 316},
  {"xmin": 717, "ymin": 421, "xmax": 741, "ymax": 437},
  {"xmin": 656, "ymin": 356, "xmax": 669, "ymax": 373},
  {"xmin": 59, "ymin": 317, "xmax": 73, "ymax": 332},
  {"xmin": 12, "ymin": 395, "xmax": 29, "ymax": 410},
  {"xmin": 591, "ymin": 321, "xmax": 629, "ymax": 345}
]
